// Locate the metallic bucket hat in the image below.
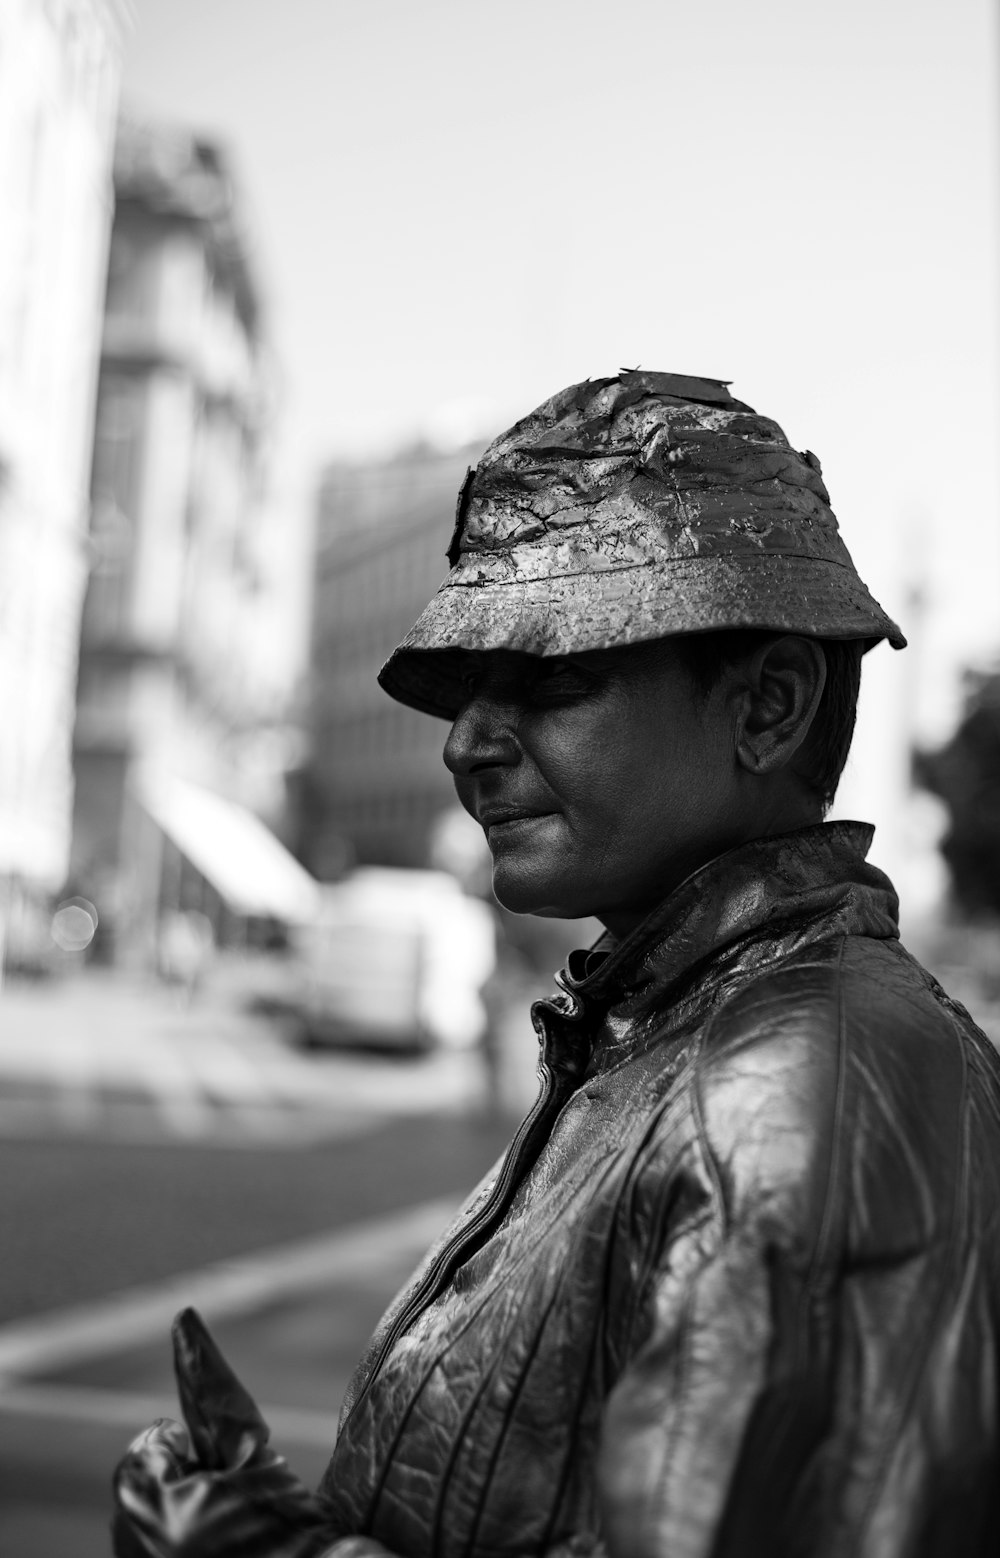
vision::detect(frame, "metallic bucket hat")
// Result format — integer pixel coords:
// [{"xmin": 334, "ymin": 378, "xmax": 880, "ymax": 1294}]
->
[{"xmin": 379, "ymin": 370, "xmax": 905, "ymax": 718}]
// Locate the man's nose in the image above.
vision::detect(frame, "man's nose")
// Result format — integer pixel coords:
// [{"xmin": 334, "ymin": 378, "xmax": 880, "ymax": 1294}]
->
[{"xmin": 443, "ymin": 692, "xmax": 520, "ymax": 777}]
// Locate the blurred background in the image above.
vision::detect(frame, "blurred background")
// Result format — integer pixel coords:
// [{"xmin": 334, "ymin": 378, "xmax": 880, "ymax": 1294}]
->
[{"xmin": 1, "ymin": 0, "xmax": 999, "ymax": 1550}]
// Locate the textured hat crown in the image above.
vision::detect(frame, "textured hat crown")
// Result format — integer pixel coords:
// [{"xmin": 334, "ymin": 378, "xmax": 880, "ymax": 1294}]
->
[
  {"xmin": 449, "ymin": 370, "xmax": 852, "ymax": 576},
  {"xmin": 379, "ymin": 371, "xmax": 905, "ymax": 720}
]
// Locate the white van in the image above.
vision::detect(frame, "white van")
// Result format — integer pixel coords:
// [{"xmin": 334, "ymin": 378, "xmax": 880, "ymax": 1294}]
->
[{"xmin": 291, "ymin": 868, "xmax": 496, "ymax": 1052}]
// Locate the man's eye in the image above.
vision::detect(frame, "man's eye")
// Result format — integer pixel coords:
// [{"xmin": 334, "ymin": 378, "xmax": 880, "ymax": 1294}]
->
[{"xmin": 529, "ymin": 665, "xmax": 593, "ymax": 700}]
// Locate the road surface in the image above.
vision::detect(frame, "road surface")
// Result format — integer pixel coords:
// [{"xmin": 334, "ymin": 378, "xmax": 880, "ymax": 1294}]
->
[{"xmin": 0, "ymin": 969, "xmax": 521, "ymax": 1556}]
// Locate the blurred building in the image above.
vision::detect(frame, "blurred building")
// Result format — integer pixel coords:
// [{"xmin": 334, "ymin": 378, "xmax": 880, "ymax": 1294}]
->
[
  {"xmin": 0, "ymin": 0, "xmax": 126, "ymax": 968},
  {"xmin": 71, "ymin": 117, "xmax": 315, "ymax": 963},
  {"xmin": 304, "ymin": 444, "xmax": 483, "ymax": 872}
]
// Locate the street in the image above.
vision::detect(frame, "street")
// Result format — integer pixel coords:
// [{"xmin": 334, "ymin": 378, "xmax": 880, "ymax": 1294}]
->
[{"xmin": 0, "ymin": 970, "xmax": 524, "ymax": 1556}]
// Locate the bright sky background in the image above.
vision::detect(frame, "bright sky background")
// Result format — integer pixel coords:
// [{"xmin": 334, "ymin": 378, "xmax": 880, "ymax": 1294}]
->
[{"xmin": 122, "ymin": 0, "xmax": 1000, "ymax": 906}]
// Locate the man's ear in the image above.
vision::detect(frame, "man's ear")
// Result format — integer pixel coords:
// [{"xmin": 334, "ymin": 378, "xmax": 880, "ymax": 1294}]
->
[{"xmin": 733, "ymin": 636, "xmax": 826, "ymax": 776}]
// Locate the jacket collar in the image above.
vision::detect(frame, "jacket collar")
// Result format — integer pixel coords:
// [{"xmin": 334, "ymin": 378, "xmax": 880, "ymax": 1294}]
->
[{"xmin": 551, "ymin": 822, "xmax": 898, "ymax": 1063}]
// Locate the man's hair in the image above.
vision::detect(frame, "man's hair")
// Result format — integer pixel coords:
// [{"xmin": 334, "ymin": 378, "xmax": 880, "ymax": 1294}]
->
[{"xmin": 673, "ymin": 631, "xmax": 864, "ymax": 813}]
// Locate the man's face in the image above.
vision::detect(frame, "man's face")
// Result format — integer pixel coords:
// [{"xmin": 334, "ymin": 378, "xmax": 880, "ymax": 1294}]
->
[{"xmin": 443, "ymin": 642, "xmax": 747, "ymax": 936}]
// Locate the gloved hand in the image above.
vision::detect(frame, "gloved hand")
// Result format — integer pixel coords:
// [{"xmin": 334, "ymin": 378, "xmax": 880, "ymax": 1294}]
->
[{"xmin": 111, "ymin": 1306, "xmax": 341, "ymax": 1558}]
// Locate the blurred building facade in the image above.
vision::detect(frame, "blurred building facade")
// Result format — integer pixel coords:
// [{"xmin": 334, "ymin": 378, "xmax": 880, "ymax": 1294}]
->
[
  {"xmin": 304, "ymin": 445, "xmax": 482, "ymax": 873},
  {"xmin": 0, "ymin": 0, "xmax": 126, "ymax": 965},
  {"xmin": 71, "ymin": 117, "xmax": 312, "ymax": 962}
]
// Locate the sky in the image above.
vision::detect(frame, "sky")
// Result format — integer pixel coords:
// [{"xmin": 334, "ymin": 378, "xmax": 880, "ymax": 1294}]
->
[{"xmin": 121, "ymin": 0, "xmax": 1000, "ymax": 903}]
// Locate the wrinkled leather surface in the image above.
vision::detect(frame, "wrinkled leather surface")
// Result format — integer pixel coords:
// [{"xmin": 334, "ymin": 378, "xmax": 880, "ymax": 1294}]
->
[{"xmin": 320, "ymin": 822, "xmax": 1000, "ymax": 1558}]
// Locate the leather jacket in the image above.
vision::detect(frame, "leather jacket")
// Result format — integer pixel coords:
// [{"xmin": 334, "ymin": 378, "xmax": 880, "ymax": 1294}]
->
[{"xmin": 319, "ymin": 822, "xmax": 1000, "ymax": 1558}]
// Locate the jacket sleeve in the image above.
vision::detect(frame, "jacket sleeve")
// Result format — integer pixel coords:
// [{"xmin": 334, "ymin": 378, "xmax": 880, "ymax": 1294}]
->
[
  {"xmin": 596, "ymin": 1190, "xmax": 836, "ymax": 1558},
  {"xmin": 595, "ymin": 1015, "xmax": 851, "ymax": 1558},
  {"xmin": 595, "ymin": 961, "xmax": 995, "ymax": 1558}
]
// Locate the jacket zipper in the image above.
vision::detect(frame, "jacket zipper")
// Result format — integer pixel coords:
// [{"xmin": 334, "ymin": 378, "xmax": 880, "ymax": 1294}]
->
[{"xmin": 342, "ymin": 992, "xmax": 585, "ymax": 1428}]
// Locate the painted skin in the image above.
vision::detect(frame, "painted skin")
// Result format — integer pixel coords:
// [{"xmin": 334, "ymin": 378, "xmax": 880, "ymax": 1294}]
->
[{"xmin": 443, "ymin": 639, "xmax": 821, "ymax": 939}]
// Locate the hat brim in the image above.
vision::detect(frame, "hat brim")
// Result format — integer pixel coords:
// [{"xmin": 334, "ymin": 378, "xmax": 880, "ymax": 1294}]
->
[{"xmin": 378, "ymin": 554, "xmax": 906, "ymax": 720}]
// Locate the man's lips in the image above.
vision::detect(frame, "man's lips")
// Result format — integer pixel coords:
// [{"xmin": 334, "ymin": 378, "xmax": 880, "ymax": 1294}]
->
[{"xmin": 477, "ymin": 804, "xmax": 554, "ymax": 830}]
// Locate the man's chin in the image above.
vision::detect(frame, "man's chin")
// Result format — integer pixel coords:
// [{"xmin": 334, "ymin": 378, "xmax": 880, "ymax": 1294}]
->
[{"xmin": 490, "ymin": 864, "xmax": 592, "ymax": 920}]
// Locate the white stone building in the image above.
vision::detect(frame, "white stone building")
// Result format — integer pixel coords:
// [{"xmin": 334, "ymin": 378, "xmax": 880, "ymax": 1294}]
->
[
  {"xmin": 0, "ymin": 0, "xmax": 126, "ymax": 965},
  {"xmin": 71, "ymin": 117, "xmax": 316, "ymax": 963}
]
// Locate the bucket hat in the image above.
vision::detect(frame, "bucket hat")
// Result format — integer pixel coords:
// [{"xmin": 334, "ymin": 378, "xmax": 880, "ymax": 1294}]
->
[{"xmin": 379, "ymin": 370, "xmax": 905, "ymax": 719}]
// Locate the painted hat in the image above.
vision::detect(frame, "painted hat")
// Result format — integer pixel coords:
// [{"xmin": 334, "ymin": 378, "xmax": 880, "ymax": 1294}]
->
[{"xmin": 379, "ymin": 370, "xmax": 905, "ymax": 719}]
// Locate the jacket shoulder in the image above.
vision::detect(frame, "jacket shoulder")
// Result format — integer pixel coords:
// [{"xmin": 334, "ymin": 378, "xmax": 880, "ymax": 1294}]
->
[
  {"xmin": 697, "ymin": 932, "xmax": 981, "ymax": 1103},
  {"xmin": 689, "ymin": 936, "xmax": 989, "ymax": 1259}
]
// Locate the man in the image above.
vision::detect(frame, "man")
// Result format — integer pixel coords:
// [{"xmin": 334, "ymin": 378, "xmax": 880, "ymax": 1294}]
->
[{"xmin": 114, "ymin": 372, "xmax": 1000, "ymax": 1557}]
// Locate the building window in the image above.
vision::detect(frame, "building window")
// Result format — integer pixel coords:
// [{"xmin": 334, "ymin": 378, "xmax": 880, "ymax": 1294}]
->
[
  {"xmin": 84, "ymin": 378, "xmax": 142, "ymax": 637},
  {"xmin": 104, "ymin": 227, "xmax": 157, "ymax": 323}
]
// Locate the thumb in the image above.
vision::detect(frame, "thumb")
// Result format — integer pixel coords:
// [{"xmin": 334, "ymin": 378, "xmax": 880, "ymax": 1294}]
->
[{"xmin": 172, "ymin": 1307, "xmax": 270, "ymax": 1471}]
